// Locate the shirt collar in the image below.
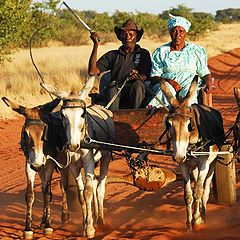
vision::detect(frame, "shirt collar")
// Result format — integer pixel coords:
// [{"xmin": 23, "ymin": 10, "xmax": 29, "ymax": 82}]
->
[{"xmin": 118, "ymin": 44, "xmax": 141, "ymax": 55}]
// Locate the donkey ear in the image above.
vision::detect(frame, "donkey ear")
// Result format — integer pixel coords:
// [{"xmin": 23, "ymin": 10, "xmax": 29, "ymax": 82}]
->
[
  {"xmin": 40, "ymin": 83, "xmax": 69, "ymax": 99},
  {"xmin": 1, "ymin": 97, "xmax": 27, "ymax": 116},
  {"xmin": 234, "ymin": 87, "xmax": 240, "ymax": 110},
  {"xmin": 183, "ymin": 75, "xmax": 198, "ymax": 106},
  {"xmin": 159, "ymin": 79, "xmax": 178, "ymax": 107},
  {"xmin": 79, "ymin": 76, "xmax": 96, "ymax": 100},
  {"xmin": 38, "ymin": 98, "xmax": 61, "ymax": 114}
]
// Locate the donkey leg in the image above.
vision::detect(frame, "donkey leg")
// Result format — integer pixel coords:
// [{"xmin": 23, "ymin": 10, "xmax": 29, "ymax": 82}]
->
[
  {"xmin": 40, "ymin": 162, "xmax": 55, "ymax": 235},
  {"xmin": 82, "ymin": 153, "xmax": 95, "ymax": 239},
  {"xmin": 24, "ymin": 164, "xmax": 36, "ymax": 239},
  {"xmin": 201, "ymin": 160, "xmax": 216, "ymax": 223},
  {"xmin": 92, "ymin": 177, "xmax": 98, "ymax": 223},
  {"xmin": 193, "ymin": 163, "xmax": 209, "ymax": 226},
  {"xmin": 60, "ymin": 168, "xmax": 70, "ymax": 223},
  {"xmin": 96, "ymin": 154, "xmax": 111, "ymax": 225},
  {"xmin": 181, "ymin": 165, "xmax": 193, "ymax": 231},
  {"xmin": 76, "ymin": 170, "xmax": 87, "ymax": 225},
  {"xmin": 69, "ymin": 162, "xmax": 88, "ymax": 236},
  {"xmin": 83, "ymin": 174, "xmax": 95, "ymax": 238}
]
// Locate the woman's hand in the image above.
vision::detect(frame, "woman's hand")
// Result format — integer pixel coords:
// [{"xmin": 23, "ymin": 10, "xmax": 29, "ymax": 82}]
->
[
  {"xmin": 167, "ymin": 79, "xmax": 182, "ymax": 92},
  {"xmin": 202, "ymin": 75, "xmax": 215, "ymax": 94}
]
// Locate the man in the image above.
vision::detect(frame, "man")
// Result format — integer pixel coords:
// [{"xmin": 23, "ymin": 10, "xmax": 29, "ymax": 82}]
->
[{"xmin": 88, "ymin": 19, "xmax": 152, "ymax": 110}]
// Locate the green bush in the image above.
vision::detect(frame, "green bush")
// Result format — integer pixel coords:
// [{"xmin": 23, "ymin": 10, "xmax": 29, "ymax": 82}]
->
[
  {"xmin": 1, "ymin": 1, "xmax": 239, "ymax": 63},
  {"xmin": 0, "ymin": 0, "xmax": 32, "ymax": 62}
]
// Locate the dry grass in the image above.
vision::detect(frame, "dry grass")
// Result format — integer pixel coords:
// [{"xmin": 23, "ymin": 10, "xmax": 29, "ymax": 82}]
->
[{"xmin": 1, "ymin": 23, "xmax": 240, "ymax": 119}]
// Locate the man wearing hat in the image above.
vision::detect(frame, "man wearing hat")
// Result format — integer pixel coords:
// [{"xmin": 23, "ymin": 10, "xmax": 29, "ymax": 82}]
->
[
  {"xmin": 88, "ymin": 19, "xmax": 152, "ymax": 110},
  {"xmin": 147, "ymin": 14, "xmax": 214, "ymax": 108}
]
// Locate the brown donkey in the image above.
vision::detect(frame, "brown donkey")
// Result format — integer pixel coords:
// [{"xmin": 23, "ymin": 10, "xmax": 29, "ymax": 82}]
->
[
  {"xmin": 160, "ymin": 77, "xmax": 225, "ymax": 230},
  {"xmin": 2, "ymin": 97, "xmax": 69, "ymax": 239}
]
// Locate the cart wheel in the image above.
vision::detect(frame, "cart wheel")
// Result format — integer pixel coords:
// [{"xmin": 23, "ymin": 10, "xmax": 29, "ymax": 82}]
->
[{"xmin": 212, "ymin": 145, "xmax": 237, "ymax": 206}]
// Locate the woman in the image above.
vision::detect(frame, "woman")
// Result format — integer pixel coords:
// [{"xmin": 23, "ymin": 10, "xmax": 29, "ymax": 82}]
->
[{"xmin": 148, "ymin": 14, "xmax": 214, "ymax": 108}]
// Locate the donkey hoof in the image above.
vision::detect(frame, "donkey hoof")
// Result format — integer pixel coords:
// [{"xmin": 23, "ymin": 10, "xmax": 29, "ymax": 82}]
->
[
  {"xmin": 23, "ymin": 230, "xmax": 33, "ymax": 239},
  {"xmin": 86, "ymin": 226, "xmax": 95, "ymax": 239},
  {"xmin": 44, "ymin": 227, "xmax": 53, "ymax": 235},
  {"xmin": 194, "ymin": 217, "xmax": 203, "ymax": 226},
  {"xmin": 186, "ymin": 227, "xmax": 193, "ymax": 232}
]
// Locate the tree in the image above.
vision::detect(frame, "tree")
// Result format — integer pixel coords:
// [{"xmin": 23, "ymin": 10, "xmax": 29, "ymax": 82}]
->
[
  {"xmin": 133, "ymin": 12, "xmax": 166, "ymax": 38},
  {"xmin": 28, "ymin": 0, "xmax": 61, "ymax": 47},
  {"xmin": 215, "ymin": 8, "xmax": 240, "ymax": 23},
  {"xmin": 0, "ymin": 0, "xmax": 32, "ymax": 62},
  {"xmin": 112, "ymin": 11, "xmax": 133, "ymax": 27},
  {"xmin": 161, "ymin": 4, "xmax": 216, "ymax": 40},
  {"xmin": 191, "ymin": 12, "xmax": 216, "ymax": 39}
]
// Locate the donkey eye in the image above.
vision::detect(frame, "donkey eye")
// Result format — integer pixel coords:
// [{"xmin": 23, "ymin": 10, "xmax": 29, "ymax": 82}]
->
[
  {"xmin": 60, "ymin": 112, "xmax": 65, "ymax": 119},
  {"xmin": 166, "ymin": 120, "xmax": 172, "ymax": 130},
  {"xmin": 23, "ymin": 131, "xmax": 29, "ymax": 140},
  {"xmin": 188, "ymin": 122, "xmax": 193, "ymax": 132},
  {"xmin": 81, "ymin": 111, "xmax": 86, "ymax": 118}
]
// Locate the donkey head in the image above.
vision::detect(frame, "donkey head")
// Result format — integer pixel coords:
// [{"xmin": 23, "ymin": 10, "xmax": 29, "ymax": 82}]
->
[
  {"xmin": 41, "ymin": 76, "xmax": 96, "ymax": 152},
  {"xmin": 2, "ymin": 97, "xmax": 60, "ymax": 171},
  {"xmin": 161, "ymin": 77, "xmax": 199, "ymax": 163}
]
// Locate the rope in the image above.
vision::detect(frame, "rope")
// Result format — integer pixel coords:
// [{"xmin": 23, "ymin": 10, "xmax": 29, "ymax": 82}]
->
[
  {"xmin": 46, "ymin": 150, "xmax": 72, "ymax": 169},
  {"xmin": 29, "ymin": 2, "xmax": 64, "ymax": 99},
  {"xmin": 105, "ymin": 77, "xmax": 130, "ymax": 109},
  {"xmin": 217, "ymin": 157, "xmax": 234, "ymax": 166}
]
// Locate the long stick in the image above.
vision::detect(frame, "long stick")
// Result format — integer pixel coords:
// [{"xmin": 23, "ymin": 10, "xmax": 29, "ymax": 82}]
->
[
  {"xmin": 63, "ymin": 1, "xmax": 101, "ymax": 42},
  {"xmin": 105, "ymin": 78, "xmax": 129, "ymax": 109},
  {"xmin": 63, "ymin": 1, "xmax": 92, "ymax": 32}
]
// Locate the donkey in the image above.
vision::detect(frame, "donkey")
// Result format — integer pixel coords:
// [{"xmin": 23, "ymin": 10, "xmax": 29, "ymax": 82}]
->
[
  {"xmin": 2, "ymin": 97, "xmax": 69, "ymax": 239},
  {"xmin": 160, "ymin": 77, "xmax": 225, "ymax": 231},
  {"xmin": 41, "ymin": 76, "xmax": 115, "ymax": 239},
  {"xmin": 233, "ymin": 87, "xmax": 240, "ymax": 159}
]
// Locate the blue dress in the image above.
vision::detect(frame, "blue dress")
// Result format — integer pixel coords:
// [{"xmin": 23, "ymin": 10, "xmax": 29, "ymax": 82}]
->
[{"xmin": 148, "ymin": 42, "xmax": 210, "ymax": 107}]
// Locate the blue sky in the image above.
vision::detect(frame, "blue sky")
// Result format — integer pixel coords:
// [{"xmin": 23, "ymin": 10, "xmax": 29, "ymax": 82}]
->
[{"xmin": 63, "ymin": 0, "xmax": 240, "ymax": 15}]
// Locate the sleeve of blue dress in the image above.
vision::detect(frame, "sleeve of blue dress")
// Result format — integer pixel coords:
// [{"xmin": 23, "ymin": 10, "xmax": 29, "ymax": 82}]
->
[
  {"xmin": 195, "ymin": 45, "xmax": 211, "ymax": 78},
  {"xmin": 148, "ymin": 47, "xmax": 173, "ymax": 108},
  {"xmin": 151, "ymin": 48, "xmax": 164, "ymax": 78}
]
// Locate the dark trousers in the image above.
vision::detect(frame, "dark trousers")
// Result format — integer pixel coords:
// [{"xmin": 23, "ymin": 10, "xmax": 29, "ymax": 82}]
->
[{"xmin": 106, "ymin": 80, "xmax": 146, "ymax": 110}]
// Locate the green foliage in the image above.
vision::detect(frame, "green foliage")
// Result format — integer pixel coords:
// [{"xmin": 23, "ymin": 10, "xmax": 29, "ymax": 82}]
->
[
  {"xmin": 0, "ymin": 1, "xmax": 239, "ymax": 63},
  {"xmin": 28, "ymin": 0, "xmax": 61, "ymax": 47},
  {"xmin": 191, "ymin": 12, "xmax": 216, "ymax": 40},
  {"xmin": 0, "ymin": 0, "xmax": 32, "ymax": 62},
  {"xmin": 162, "ymin": 4, "xmax": 194, "ymax": 22},
  {"xmin": 133, "ymin": 13, "xmax": 166, "ymax": 37},
  {"xmin": 215, "ymin": 8, "xmax": 240, "ymax": 23},
  {"xmin": 90, "ymin": 12, "xmax": 114, "ymax": 33},
  {"xmin": 112, "ymin": 11, "xmax": 133, "ymax": 27},
  {"xmin": 161, "ymin": 4, "xmax": 216, "ymax": 40}
]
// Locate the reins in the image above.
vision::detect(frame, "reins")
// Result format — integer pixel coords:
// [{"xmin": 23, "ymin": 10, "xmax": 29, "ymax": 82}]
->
[{"xmin": 29, "ymin": 2, "xmax": 64, "ymax": 100}]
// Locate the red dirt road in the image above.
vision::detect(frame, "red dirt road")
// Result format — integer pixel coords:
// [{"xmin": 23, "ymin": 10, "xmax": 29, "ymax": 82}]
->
[{"xmin": 0, "ymin": 49, "xmax": 240, "ymax": 240}]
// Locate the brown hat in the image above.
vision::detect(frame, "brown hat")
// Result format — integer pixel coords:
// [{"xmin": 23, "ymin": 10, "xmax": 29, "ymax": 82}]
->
[{"xmin": 114, "ymin": 19, "xmax": 144, "ymax": 42}]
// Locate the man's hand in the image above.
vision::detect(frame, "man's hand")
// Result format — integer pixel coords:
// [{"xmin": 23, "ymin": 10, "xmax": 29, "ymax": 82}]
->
[
  {"xmin": 129, "ymin": 69, "xmax": 141, "ymax": 81},
  {"xmin": 90, "ymin": 32, "xmax": 100, "ymax": 45}
]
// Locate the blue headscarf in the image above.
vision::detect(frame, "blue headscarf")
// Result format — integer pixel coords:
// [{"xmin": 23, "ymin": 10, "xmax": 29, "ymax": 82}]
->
[{"xmin": 168, "ymin": 14, "xmax": 191, "ymax": 32}]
